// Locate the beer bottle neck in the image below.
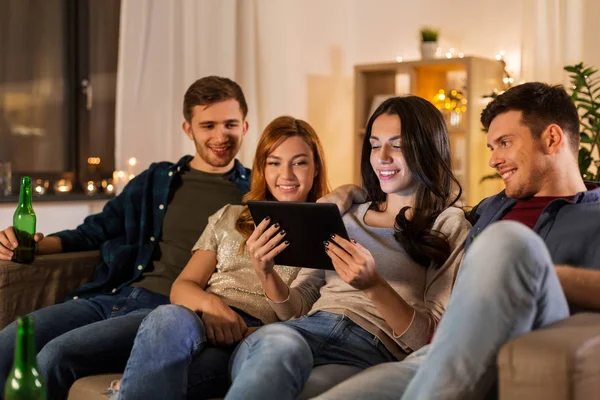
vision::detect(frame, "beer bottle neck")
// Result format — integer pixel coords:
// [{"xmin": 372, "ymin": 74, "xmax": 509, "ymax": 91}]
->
[
  {"xmin": 13, "ymin": 318, "xmax": 37, "ymax": 369},
  {"xmin": 18, "ymin": 181, "xmax": 32, "ymax": 209}
]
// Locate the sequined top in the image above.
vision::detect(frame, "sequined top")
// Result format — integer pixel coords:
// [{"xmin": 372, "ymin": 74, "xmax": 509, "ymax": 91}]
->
[
  {"xmin": 267, "ymin": 202, "xmax": 471, "ymax": 360},
  {"xmin": 193, "ymin": 204, "xmax": 299, "ymax": 324}
]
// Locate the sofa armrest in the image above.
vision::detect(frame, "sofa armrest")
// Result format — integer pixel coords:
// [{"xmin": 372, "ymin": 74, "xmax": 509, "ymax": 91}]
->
[
  {"xmin": 498, "ymin": 313, "xmax": 600, "ymax": 400},
  {"xmin": 0, "ymin": 251, "xmax": 100, "ymax": 329}
]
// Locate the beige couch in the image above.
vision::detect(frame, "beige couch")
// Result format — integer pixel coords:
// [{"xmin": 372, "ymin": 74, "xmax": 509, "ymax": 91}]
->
[{"xmin": 1, "ymin": 252, "xmax": 600, "ymax": 400}]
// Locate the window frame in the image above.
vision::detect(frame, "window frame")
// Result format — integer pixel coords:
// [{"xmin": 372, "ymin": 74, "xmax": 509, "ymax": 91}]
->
[{"xmin": 4, "ymin": 0, "xmax": 118, "ymax": 193}]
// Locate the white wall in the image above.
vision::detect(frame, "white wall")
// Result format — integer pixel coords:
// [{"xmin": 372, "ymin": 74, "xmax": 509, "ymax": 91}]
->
[
  {"xmin": 115, "ymin": 0, "xmax": 526, "ymax": 189},
  {"xmin": 0, "ymin": 200, "xmax": 108, "ymax": 234},
  {"xmin": 583, "ymin": 0, "xmax": 600, "ymax": 68},
  {"xmin": 23, "ymin": 0, "xmax": 597, "ymax": 232},
  {"xmin": 250, "ymin": 0, "xmax": 523, "ymax": 188},
  {"xmin": 112, "ymin": 0, "xmax": 600, "ymax": 188}
]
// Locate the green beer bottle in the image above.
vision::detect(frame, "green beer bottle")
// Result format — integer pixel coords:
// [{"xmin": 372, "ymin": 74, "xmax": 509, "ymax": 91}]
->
[
  {"xmin": 4, "ymin": 316, "xmax": 46, "ymax": 400},
  {"xmin": 13, "ymin": 177, "xmax": 36, "ymax": 263}
]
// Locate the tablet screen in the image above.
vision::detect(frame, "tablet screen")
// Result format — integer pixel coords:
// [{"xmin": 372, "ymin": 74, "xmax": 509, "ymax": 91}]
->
[{"xmin": 247, "ymin": 201, "xmax": 349, "ymax": 270}]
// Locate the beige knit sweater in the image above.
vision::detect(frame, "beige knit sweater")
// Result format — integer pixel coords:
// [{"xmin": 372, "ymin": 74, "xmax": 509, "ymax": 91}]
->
[{"xmin": 268, "ymin": 202, "xmax": 471, "ymax": 360}]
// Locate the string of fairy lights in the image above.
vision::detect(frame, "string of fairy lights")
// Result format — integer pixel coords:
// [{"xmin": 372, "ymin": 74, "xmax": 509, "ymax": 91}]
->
[{"xmin": 395, "ymin": 49, "xmax": 519, "ymax": 128}]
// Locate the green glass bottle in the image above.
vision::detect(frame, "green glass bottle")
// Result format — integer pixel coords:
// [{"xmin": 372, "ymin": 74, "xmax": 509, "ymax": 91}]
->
[
  {"xmin": 13, "ymin": 177, "xmax": 36, "ymax": 263},
  {"xmin": 4, "ymin": 316, "xmax": 46, "ymax": 400}
]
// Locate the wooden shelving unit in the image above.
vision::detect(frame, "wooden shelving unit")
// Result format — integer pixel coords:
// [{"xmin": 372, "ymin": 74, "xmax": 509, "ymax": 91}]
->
[{"xmin": 354, "ymin": 56, "xmax": 506, "ymax": 206}]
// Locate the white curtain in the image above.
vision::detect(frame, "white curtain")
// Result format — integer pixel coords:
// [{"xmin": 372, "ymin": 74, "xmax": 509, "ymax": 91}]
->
[
  {"xmin": 520, "ymin": 0, "xmax": 585, "ymax": 85},
  {"xmin": 114, "ymin": 0, "xmax": 261, "ymax": 173}
]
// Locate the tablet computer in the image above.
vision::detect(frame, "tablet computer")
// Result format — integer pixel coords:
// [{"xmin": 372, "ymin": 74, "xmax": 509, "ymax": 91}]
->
[{"xmin": 246, "ymin": 201, "xmax": 349, "ymax": 270}]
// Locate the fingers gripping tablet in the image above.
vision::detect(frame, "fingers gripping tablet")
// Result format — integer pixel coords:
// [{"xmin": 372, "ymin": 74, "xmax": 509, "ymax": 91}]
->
[{"xmin": 246, "ymin": 201, "xmax": 349, "ymax": 270}]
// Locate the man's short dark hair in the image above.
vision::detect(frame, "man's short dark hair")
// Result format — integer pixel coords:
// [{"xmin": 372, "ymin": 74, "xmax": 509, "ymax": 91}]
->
[
  {"xmin": 480, "ymin": 82, "xmax": 580, "ymax": 154},
  {"xmin": 183, "ymin": 76, "xmax": 248, "ymax": 122}
]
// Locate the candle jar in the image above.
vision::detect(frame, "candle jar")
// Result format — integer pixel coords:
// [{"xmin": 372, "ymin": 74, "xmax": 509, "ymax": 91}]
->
[
  {"xmin": 33, "ymin": 179, "xmax": 50, "ymax": 196},
  {"xmin": 84, "ymin": 181, "xmax": 98, "ymax": 196},
  {"xmin": 53, "ymin": 179, "xmax": 73, "ymax": 194},
  {"xmin": 101, "ymin": 179, "xmax": 115, "ymax": 195}
]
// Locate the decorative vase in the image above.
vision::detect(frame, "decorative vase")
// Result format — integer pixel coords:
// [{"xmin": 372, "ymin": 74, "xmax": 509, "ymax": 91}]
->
[{"xmin": 420, "ymin": 41, "xmax": 438, "ymax": 60}]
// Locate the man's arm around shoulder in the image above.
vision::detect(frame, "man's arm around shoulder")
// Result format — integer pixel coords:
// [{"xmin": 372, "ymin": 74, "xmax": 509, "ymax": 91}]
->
[{"xmin": 318, "ymin": 184, "xmax": 367, "ymax": 214}]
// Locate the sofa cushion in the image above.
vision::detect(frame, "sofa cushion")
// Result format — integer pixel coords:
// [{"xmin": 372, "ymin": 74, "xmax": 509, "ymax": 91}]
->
[
  {"xmin": 498, "ymin": 313, "xmax": 600, "ymax": 400},
  {"xmin": 0, "ymin": 251, "xmax": 99, "ymax": 329},
  {"xmin": 68, "ymin": 373, "xmax": 121, "ymax": 400},
  {"xmin": 67, "ymin": 364, "xmax": 362, "ymax": 400}
]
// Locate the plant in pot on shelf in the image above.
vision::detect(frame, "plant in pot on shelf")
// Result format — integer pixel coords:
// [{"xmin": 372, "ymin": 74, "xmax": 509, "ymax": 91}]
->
[
  {"xmin": 420, "ymin": 27, "xmax": 439, "ymax": 60},
  {"xmin": 565, "ymin": 62, "xmax": 600, "ymax": 182}
]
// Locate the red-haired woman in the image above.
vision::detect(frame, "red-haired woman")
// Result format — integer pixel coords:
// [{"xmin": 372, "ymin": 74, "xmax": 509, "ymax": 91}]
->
[{"xmin": 111, "ymin": 116, "xmax": 330, "ymax": 400}]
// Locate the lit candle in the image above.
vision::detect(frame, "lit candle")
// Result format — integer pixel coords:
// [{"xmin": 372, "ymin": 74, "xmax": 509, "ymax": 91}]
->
[
  {"xmin": 85, "ymin": 181, "xmax": 98, "ymax": 196},
  {"xmin": 102, "ymin": 179, "xmax": 115, "ymax": 195},
  {"xmin": 112, "ymin": 170, "xmax": 127, "ymax": 194},
  {"xmin": 34, "ymin": 179, "xmax": 49, "ymax": 196},
  {"xmin": 53, "ymin": 179, "xmax": 72, "ymax": 194},
  {"xmin": 127, "ymin": 157, "xmax": 137, "ymax": 179}
]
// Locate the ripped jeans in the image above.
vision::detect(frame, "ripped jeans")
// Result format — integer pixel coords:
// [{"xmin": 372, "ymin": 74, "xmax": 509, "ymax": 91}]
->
[{"xmin": 112, "ymin": 304, "xmax": 262, "ymax": 400}]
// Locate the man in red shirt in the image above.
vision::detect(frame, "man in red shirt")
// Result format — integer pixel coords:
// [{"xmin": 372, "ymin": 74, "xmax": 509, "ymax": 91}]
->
[{"xmin": 313, "ymin": 82, "xmax": 600, "ymax": 400}]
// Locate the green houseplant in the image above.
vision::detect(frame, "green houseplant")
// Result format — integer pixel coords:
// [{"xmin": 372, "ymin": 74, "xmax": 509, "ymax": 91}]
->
[
  {"xmin": 564, "ymin": 62, "xmax": 600, "ymax": 181},
  {"xmin": 419, "ymin": 27, "xmax": 439, "ymax": 60},
  {"xmin": 420, "ymin": 27, "xmax": 439, "ymax": 42}
]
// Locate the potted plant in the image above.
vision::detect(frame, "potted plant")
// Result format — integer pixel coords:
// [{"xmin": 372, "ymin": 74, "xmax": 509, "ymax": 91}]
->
[
  {"xmin": 420, "ymin": 27, "xmax": 439, "ymax": 60},
  {"xmin": 564, "ymin": 62, "xmax": 600, "ymax": 181}
]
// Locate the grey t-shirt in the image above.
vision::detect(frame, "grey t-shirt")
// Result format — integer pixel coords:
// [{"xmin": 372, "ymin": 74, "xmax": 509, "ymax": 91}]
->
[
  {"xmin": 131, "ymin": 164, "xmax": 243, "ymax": 296},
  {"xmin": 268, "ymin": 202, "xmax": 471, "ymax": 360}
]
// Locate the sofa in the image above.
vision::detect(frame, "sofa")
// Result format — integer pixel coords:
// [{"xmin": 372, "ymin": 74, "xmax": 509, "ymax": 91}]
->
[{"xmin": 1, "ymin": 252, "xmax": 599, "ymax": 400}]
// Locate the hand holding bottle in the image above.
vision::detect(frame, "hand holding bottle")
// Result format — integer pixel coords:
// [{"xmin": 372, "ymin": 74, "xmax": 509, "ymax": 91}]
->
[
  {"xmin": 0, "ymin": 227, "xmax": 44, "ymax": 261},
  {"xmin": 5, "ymin": 177, "xmax": 37, "ymax": 263}
]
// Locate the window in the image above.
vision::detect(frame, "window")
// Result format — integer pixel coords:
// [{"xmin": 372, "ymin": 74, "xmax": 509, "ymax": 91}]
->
[{"xmin": 0, "ymin": 0, "xmax": 120, "ymax": 193}]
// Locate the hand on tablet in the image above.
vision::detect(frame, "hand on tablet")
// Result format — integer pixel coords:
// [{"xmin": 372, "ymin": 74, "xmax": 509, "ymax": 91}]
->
[
  {"xmin": 247, "ymin": 217, "xmax": 290, "ymax": 277},
  {"xmin": 324, "ymin": 234, "xmax": 383, "ymax": 290}
]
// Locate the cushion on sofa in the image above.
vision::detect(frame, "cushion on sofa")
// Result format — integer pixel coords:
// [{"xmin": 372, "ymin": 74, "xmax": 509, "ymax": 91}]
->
[
  {"xmin": 67, "ymin": 364, "xmax": 362, "ymax": 400},
  {"xmin": 498, "ymin": 313, "xmax": 600, "ymax": 400}
]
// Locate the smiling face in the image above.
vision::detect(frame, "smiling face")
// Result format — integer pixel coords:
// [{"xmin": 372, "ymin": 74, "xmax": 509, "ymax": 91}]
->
[
  {"xmin": 183, "ymin": 99, "xmax": 248, "ymax": 173},
  {"xmin": 369, "ymin": 113, "xmax": 417, "ymax": 196},
  {"xmin": 265, "ymin": 135, "xmax": 317, "ymax": 202},
  {"xmin": 486, "ymin": 110, "xmax": 550, "ymax": 198}
]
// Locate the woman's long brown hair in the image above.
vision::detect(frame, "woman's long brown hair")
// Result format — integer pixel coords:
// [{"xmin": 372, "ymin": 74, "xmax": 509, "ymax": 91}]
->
[
  {"xmin": 235, "ymin": 116, "xmax": 330, "ymax": 239},
  {"xmin": 361, "ymin": 96, "xmax": 462, "ymax": 269}
]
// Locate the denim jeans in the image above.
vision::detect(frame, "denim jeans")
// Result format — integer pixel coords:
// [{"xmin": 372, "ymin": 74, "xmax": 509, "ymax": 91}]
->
[
  {"xmin": 226, "ymin": 310, "xmax": 396, "ymax": 400},
  {"xmin": 0, "ymin": 286, "xmax": 169, "ymax": 400},
  {"xmin": 113, "ymin": 304, "xmax": 262, "ymax": 400},
  {"xmin": 315, "ymin": 221, "xmax": 570, "ymax": 400}
]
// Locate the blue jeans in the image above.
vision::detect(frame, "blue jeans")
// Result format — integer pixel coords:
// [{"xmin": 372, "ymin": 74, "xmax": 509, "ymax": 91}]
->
[
  {"xmin": 0, "ymin": 286, "xmax": 169, "ymax": 400},
  {"xmin": 315, "ymin": 221, "xmax": 570, "ymax": 400},
  {"xmin": 113, "ymin": 304, "xmax": 262, "ymax": 400},
  {"xmin": 226, "ymin": 310, "xmax": 396, "ymax": 400}
]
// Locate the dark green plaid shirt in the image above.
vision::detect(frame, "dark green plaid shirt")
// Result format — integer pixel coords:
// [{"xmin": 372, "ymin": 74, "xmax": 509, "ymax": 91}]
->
[{"xmin": 52, "ymin": 156, "xmax": 251, "ymax": 298}]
